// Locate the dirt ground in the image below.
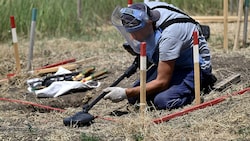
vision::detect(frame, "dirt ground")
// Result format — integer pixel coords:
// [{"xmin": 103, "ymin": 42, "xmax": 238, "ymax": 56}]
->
[
  {"xmin": 0, "ymin": 23, "xmax": 250, "ymax": 141},
  {"xmin": 3, "ymin": 49, "xmax": 250, "ymax": 110}
]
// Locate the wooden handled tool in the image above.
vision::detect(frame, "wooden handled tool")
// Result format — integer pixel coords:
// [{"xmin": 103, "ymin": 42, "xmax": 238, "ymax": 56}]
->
[
  {"xmin": 31, "ymin": 64, "xmax": 78, "ymax": 75},
  {"xmin": 31, "ymin": 57, "xmax": 98, "ymax": 75},
  {"xmin": 72, "ymin": 66, "xmax": 95, "ymax": 81},
  {"xmin": 81, "ymin": 69, "xmax": 108, "ymax": 82}
]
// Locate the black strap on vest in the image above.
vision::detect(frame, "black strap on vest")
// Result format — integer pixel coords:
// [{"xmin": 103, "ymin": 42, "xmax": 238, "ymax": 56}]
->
[
  {"xmin": 150, "ymin": 5, "xmax": 210, "ymax": 40},
  {"xmin": 151, "ymin": 5, "xmax": 199, "ymax": 30},
  {"xmin": 159, "ymin": 18, "xmax": 197, "ymax": 30},
  {"xmin": 151, "ymin": 5, "xmax": 190, "ymax": 17}
]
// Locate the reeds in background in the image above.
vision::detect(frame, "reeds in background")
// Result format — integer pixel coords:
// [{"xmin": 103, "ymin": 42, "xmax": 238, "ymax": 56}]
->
[{"xmin": 0, "ymin": 0, "xmax": 236, "ymax": 42}]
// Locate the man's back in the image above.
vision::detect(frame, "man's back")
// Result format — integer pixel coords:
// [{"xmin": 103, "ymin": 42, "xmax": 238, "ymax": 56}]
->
[{"xmin": 146, "ymin": 1, "xmax": 212, "ymax": 73}]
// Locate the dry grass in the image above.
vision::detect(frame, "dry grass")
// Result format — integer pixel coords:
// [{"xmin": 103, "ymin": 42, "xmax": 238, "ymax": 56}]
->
[{"xmin": 0, "ymin": 23, "xmax": 250, "ymax": 141}]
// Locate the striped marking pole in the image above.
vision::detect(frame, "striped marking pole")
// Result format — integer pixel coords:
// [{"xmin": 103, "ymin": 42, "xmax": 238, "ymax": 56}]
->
[
  {"xmin": 10, "ymin": 16, "xmax": 21, "ymax": 73},
  {"xmin": 128, "ymin": 0, "xmax": 132, "ymax": 7},
  {"xmin": 27, "ymin": 8, "xmax": 37, "ymax": 71},
  {"xmin": 193, "ymin": 31, "xmax": 201, "ymax": 105},
  {"xmin": 140, "ymin": 42, "xmax": 147, "ymax": 115}
]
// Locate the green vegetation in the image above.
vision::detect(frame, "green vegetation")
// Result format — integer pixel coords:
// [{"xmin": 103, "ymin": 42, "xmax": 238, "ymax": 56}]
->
[
  {"xmin": 132, "ymin": 132, "xmax": 144, "ymax": 141},
  {"xmin": 0, "ymin": 0, "xmax": 225, "ymax": 42},
  {"xmin": 80, "ymin": 133, "xmax": 100, "ymax": 141}
]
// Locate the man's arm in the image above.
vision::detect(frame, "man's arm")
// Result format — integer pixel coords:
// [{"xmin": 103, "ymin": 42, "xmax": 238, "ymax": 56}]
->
[{"xmin": 126, "ymin": 60, "xmax": 175, "ymax": 98}]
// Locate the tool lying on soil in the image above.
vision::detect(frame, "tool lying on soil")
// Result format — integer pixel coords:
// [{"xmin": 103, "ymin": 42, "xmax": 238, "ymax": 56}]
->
[
  {"xmin": 29, "ymin": 57, "xmax": 97, "ymax": 76},
  {"xmin": 27, "ymin": 66, "xmax": 95, "ymax": 89},
  {"xmin": 63, "ymin": 56, "xmax": 139, "ymax": 127},
  {"xmin": 30, "ymin": 63, "xmax": 79, "ymax": 75},
  {"xmin": 1, "ymin": 57, "xmax": 96, "ymax": 84},
  {"xmin": 0, "ymin": 58, "xmax": 77, "ymax": 84},
  {"xmin": 72, "ymin": 67, "xmax": 95, "ymax": 81},
  {"xmin": 35, "ymin": 58, "xmax": 76, "ymax": 70},
  {"xmin": 81, "ymin": 69, "xmax": 108, "ymax": 82}
]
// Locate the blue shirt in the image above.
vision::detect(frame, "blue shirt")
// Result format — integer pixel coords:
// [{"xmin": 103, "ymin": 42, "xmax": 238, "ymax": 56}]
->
[{"xmin": 145, "ymin": 1, "xmax": 212, "ymax": 73}]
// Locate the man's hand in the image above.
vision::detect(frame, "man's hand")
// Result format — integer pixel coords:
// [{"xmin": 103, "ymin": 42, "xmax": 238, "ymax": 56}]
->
[{"xmin": 103, "ymin": 87, "xmax": 127, "ymax": 103}]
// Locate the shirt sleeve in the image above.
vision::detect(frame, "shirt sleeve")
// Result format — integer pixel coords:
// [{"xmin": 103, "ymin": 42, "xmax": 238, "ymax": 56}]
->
[{"xmin": 158, "ymin": 36, "xmax": 184, "ymax": 61}]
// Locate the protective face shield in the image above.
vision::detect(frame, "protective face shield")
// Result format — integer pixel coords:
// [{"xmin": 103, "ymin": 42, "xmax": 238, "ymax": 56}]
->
[
  {"xmin": 120, "ymin": 7, "xmax": 149, "ymax": 33},
  {"xmin": 111, "ymin": 6, "xmax": 141, "ymax": 54}
]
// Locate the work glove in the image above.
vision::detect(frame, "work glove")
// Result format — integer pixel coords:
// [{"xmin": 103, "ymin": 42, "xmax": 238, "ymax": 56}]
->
[{"xmin": 103, "ymin": 87, "xmax": 127, "ymax": 103}]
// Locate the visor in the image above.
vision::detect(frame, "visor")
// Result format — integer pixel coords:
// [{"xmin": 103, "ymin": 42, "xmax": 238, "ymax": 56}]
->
[
  {"xmin": 111, "ymin": 6, "xmax": 141, "ymax": 54},
  {"xmin": 120, "ymin": 8, "xmax": 149, "ymax": 33}
]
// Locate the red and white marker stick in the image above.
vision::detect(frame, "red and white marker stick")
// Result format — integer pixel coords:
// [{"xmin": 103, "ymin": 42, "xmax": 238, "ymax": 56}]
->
[
  {"xmin": 193, "ymin": 31, "xmax": 201, "ymax": 105},
  {"xmin": 10, "ymin": 16, "xmax": 21, "ymax": 73},
  {"xmin": 140, "ymin": 42, "xmax": 147, "ymax": 115},
  {"xmin": 128, "ymin": 0, "xmax": 132, "ymax": 7}
]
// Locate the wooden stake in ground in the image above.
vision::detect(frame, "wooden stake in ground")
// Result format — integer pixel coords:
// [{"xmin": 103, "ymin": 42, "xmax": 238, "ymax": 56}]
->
[
  {"xmin": 140, "ymin": 42, "xmax": 147, "ymax": 116},
  {"xmin": 233, "ymin": 0, "xmax": 244, "ymax": 50},
  {"xmin": 27, "ymin": 8, "xmax": 37, "ymax": 71},
  {"xmin": 10, "ymin": 16, "xmax": 21, "ymax": 73},
  {"xmin": 191, "ymin": 16, "xmax": 250, "ymax": 23},
  {"xmin": 224, "ymin": 0, "xmax": 228, "ymax": 52},
  {"xmin": 193, "ymin": 31, "xmax": 201, "ymax": 105},
  {"xmin": 243, "ymin": 0, "xmax": 249, "ymax": 47}
]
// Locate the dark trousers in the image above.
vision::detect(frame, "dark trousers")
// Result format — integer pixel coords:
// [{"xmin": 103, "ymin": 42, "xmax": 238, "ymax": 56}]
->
[{"xmin": 128, "ymin": 65, "xmax": 201, "ymax": 110}]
